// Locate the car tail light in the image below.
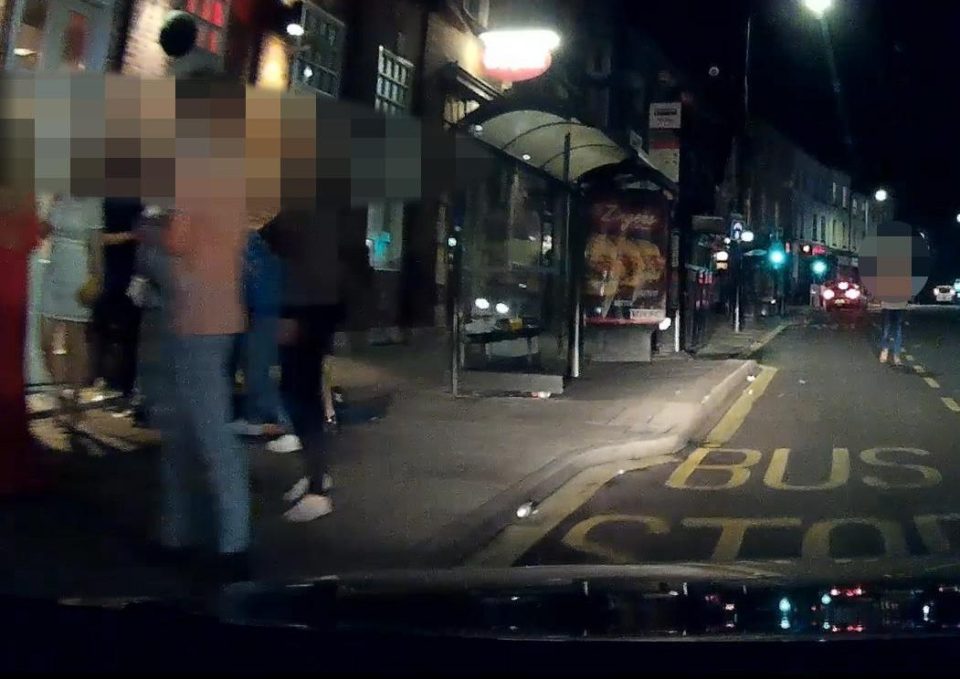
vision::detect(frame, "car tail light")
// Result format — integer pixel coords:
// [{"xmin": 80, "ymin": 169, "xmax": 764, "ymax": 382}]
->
[
  {"xmin": 845, "ymin": 288, "xmax": 861, "ymax": 300},
  {"xmin": 838, "ymin": 281, "xmax": 850, "ymax": 290},
  {"xmin": 822, "ymin": 288, "xmax": 835, "ymax": 300}
]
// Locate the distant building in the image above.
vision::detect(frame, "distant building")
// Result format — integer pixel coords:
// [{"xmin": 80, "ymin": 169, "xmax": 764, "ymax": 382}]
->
[{"xmin": 732, "ymin": 118, "xmax": 877, "ymax": 301}]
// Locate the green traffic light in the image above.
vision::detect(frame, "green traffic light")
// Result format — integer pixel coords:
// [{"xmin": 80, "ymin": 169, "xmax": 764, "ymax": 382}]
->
[
  {"xmin": 769, "ymin": 249, "xmax": 786, "ymax": 267},
  {"xmin": 812, "ymin": 259, "xmax": 828, "ymax": 276}
]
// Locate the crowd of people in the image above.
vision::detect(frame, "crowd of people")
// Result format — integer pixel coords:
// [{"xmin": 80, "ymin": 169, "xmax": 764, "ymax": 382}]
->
[{"xmin": 14, "ymin": 190, "xmax": 358, "ymax": 583}]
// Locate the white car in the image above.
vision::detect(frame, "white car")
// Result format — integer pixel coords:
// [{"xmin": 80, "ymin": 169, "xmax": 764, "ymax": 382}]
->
[{"xmin": 934, "ymin": 285, "xmax": 956, "ymax": 303}]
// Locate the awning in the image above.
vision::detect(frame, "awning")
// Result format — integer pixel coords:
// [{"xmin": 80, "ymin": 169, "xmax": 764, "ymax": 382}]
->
[{"xmin": 459, "ymin": 98, "xmax": 668, "ymax": 188}]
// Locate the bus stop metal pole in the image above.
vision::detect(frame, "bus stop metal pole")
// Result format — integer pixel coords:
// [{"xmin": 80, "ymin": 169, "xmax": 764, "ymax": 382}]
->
[{"xmin": 561, "ymin": 132, "xmax": 579, "ymax": 379}]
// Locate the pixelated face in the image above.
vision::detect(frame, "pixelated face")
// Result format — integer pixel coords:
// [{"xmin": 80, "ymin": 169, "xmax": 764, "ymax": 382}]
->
[
  {"xmin": 0, "ymin": 72, "xmax": 489, "ymax": 213},
  {"xmin": 859, "ymin": 221, "xmax": 930, "ymax": 303}
]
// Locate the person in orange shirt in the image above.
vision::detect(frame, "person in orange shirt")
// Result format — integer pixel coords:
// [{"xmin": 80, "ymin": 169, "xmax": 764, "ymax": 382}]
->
[
  {"xmin": 157, "ymin": 72, "xmax": 251, "ymax": 583},
  {"xmin": 0, "ymin": 188, "xmax": 47, "ymax": 495}
]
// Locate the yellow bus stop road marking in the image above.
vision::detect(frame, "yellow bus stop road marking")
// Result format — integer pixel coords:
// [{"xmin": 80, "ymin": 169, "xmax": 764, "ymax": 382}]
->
[
  {"xmin": 943, "ymin": 397, "xmax": 960, "ymax": 413},
  {"xmin": 702, "ymin": 366, "xmax": 779, "ymax": 449},
  {"xmin": 925, "ymin": 377, "xmax": 941, "ymax": 389},
  {"xmin": 466, "ymin": 456, "xmax": 677, "ymax": 568},
  {"xmin": 467, "ymin": 366, "xmax": 780, "ymax": 567}
]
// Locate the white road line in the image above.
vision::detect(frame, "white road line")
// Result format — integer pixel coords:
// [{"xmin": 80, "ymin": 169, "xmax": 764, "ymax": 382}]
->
[
  {"xmin": 942, "ymin": 397, "xmax": 960, "ymax": 413},
  {"xmin": 913, "ymin": 365, "xmax": 926, "ymax": 374},
  {"xmin": 925, "ymin": 377, "xmax": 941, "ymax": 389},
  {"xmin": 905, "ymin": 354, "xmax": 915, "ymax": 362}
]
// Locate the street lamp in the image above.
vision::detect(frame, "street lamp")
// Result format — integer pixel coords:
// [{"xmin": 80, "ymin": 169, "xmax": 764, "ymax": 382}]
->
[
  {"xmin": 875, "ymin": 188, "xmax": 889, "ymax": 202},
  {"xmin": 802, "ymin": 0, "xmax": 834, "ymax": 17}
]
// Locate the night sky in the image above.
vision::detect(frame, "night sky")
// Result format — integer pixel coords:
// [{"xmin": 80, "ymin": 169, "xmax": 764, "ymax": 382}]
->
[{"xmin": 628, "ymin": 0, "xmax": 960, "ymax": 278}]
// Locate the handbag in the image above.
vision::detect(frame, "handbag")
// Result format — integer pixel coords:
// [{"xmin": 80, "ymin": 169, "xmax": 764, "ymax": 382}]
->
[
  {"xmin": 76, "ymin": 227, "xmax": 103, "ymax": 308},
  {"xmin": 76, "ymin": 274, "xmax": 102, "ymax": 308}
]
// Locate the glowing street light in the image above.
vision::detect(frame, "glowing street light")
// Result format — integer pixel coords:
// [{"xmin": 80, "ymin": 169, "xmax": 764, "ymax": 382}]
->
[
  {"xmin": 802, "ymin": 0, "xmax": 833, "ymax": 17},
  {"xmin": 955, "ymin": 213, "xmax": 960, "ymax": 224},
  {"xmin": 479, "ymin": 29, "xmax": 561, "ymax": 82},
  {"xmin": 874, "ymin": 188, "xmax": 889, "ymax": 202},
  {"xmin": 286, "ymin": 22, "xmax": 304, "ymax": 37}
]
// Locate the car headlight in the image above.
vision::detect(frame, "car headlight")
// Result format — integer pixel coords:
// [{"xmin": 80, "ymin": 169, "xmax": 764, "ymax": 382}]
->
[
  {"xmin": 822, "ymin": 288, "xmax": 835, "ymax": 300},
  {"xmin": 844, "ymin": 288, "xmax": 861, "ymax": 300}
]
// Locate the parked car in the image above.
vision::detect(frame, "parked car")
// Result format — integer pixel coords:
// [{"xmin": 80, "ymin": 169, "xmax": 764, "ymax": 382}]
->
[{"xmin": 934, "ymin": 285, "xmax": 956, "ymax": 304}]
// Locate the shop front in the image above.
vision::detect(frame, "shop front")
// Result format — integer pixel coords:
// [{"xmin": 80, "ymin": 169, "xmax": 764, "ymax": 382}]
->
[{"xmin": 449, "ymin": 101, "xmax": 636, "ymax": 396}]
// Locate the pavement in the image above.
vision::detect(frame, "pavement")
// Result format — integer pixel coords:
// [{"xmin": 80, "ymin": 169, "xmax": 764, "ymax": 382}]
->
[
  {"xmin": 478, "ymin": 305, "xmax": 960, "ymax": 581},
  {"xmin": 694, "ymin": 305, "xmax": 809, "ymax": 359},
  {"xmin": 5, "ymin": 329, "xmax": 771, "ymax": 599}
]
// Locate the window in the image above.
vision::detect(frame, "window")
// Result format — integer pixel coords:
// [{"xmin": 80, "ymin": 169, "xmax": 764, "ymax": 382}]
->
[
  {"xmin": 184, "ymin": 0, "xmax": 228, "ymax": 54},
  {"xmin": 11, "ymin": 0, "xmax": 46, "ymax": 70},
  {"xmin": 374, "ymin": 46, "xmax": 413, "ymax": 116},
  {"xmin": 842, "ymin": 186, "xmax": 849, "ymax": 208},
  {"xmin": 463, "ymin": 0, "xmax": 489, "ymax": 27},
  {"xmin": 587, "ymin": 43, "xmax": 612, "ymax": 77},
  {"xmin": 831, "ymin": 181, "xmax": 837, "ymax": 204},
  {"xmin": 444, "ymin": 96, "xmax": 481, "ymax": 127},
  {"xmin": 291, "ymin": 3, "xmax": 345, "ymax": 98},
  {"xmin": 819, "ymin": 215, "xmax": 826, "ymax": 242},
  {"xmin": 366, "ymin": 202, "xmax": 405, "ymax": 271},
  {"xmin": 587, "ymin": 86, "xmax": 610, "ymax": 127},
  {"xmin": 368, "ymin": 46, "xmax": 414, "ymax": 270}
]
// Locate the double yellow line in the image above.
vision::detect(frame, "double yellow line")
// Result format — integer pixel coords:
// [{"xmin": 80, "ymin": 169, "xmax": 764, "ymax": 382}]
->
[{"xmin": 702, "ymin": 366, "xmax": 779, "ymax": 448}]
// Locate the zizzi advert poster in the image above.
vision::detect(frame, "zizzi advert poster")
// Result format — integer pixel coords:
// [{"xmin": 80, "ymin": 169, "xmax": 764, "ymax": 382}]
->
[{"xmin": 584, "ymin": 192, "xmax": 669, "ymax": 325}]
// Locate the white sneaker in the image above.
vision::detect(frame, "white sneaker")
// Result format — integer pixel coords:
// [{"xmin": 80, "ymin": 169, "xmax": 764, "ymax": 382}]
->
[
  {"xmin": 283, "ymin": 477, "xmax": 310, "ymax": 503},
  {"xmin": 266, "ymin": 434, "xmax": 302, "ymax": 453},
  {"xmin": 283, "ymin": 494, "xmax": 333, "ymax": 522}
]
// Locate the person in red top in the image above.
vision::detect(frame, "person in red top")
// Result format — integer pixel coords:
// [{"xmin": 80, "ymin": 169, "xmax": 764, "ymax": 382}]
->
[{"xmin": 0, "ymin": 188, "xmax": 46, "ymax": 495}]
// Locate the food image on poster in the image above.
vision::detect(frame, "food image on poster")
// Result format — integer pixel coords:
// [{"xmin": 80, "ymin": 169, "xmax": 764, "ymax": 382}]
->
[{"xmin": 584, "ymin": 191, "xmax": 669, "ymax": 325}]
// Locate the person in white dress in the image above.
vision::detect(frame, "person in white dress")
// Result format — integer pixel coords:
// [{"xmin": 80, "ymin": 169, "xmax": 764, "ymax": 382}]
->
[{"xmin": 38, "ymin": 194, "xmax": 103, "ymax": 408}]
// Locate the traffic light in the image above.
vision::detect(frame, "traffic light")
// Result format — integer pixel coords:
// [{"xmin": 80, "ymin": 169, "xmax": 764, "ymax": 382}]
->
[
  {"xmin": 811, "ymin": 259, "xmax": 828, "ymax": 276},
  {"xmin": 730, "ymin": 217, "xmax": 744, "ymax": 241},
  {"xmin": 768, "ymin": 243, "xmax": 786, "ymax": 268}
]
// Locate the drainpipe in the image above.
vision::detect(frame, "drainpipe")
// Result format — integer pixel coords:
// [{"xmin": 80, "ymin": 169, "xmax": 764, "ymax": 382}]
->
[
  {"xmin": 562, "ymin": 132, "xmax": 580, "ymax": 378},
  {"xmin": 109, "ymin": 0, "xmax": 138, "ymax": 72}
]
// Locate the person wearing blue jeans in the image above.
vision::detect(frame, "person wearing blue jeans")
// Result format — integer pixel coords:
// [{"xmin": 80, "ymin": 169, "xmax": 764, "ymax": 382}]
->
[
  {"xmin": 880, "ymin": 307, "xmax": 905, "ymax": 365},
  {"xmin": 164, "ymin": 334, "xmax": 249, "ymax": 556},
  {"xmin": 232, "ymin": 229, "xmax": 290, "ymax": 436}
]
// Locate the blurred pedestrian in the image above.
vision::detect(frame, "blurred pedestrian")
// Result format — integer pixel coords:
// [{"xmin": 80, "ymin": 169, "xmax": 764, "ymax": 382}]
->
[
  {"xmin": 260, "ymin": 207, "xmax": 337, "ymax": 522},
  {"xmin": 879, "ymin": 299, "xmax": 907, "ymax": 365},
  {"xmin": 128, "ymin": 204, "xmax": 173, "ymax": 429},
  {"xmin": 0, "ymin": 187, "xmax": 47, "ymax": 494},
  {"xmin": 231, "ymin": 214, "xmax": 291, "ymax": 438},
  {"xmin": 92, "ymin": 197, "xmax": 144, "ymax": 403},
  {"xmin": 157, "ymin": 70, "xmax": 251, "ymax": 581},
  {"xmin": 38, "ymin": 194, "xmax": 103, "ymax": 421}
]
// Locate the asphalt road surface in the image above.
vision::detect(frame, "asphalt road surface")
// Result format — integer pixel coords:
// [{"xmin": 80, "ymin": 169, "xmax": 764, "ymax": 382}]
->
[{"xmin": 501, "ymin": 306, "xmax": 960, "ymax": 573}]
